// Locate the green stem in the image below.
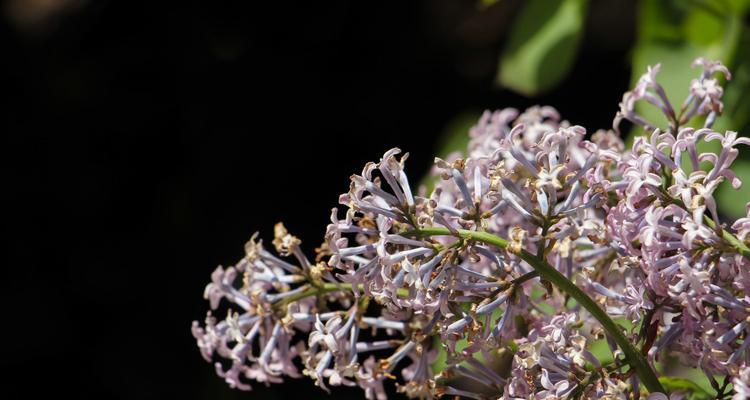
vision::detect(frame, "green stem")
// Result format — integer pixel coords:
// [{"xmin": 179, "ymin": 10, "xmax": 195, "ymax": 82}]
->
[
  {"xmin": 274, "ymin": 283, "xmax": 410, "ymax": 309},
  {"xmin": 666, "ymin": 195, "xmax": 750, "ymax": 260},
  {"xmin": 513, "ymin": 270, "xmax": 539, "ymax": 286},
  {"xmin": 703, "ymin": 215, "xmax": 750, "ymax": 259},
  {"xmin": 411, "ymin": 227, "xmax": 666, "ymax": 394},
  {"xmin": 569, "ymin": 370, "xmax": 599, "ymax": 399}
]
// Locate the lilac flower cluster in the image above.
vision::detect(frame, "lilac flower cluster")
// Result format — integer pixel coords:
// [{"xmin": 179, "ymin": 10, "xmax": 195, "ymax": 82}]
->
[{"xmin": 193, "ymin": 59, "xmax": 750, "ymax": 399}]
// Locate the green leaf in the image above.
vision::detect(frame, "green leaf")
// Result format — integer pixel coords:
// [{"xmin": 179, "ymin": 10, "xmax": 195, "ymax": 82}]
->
[
  {"xmin": 717, "ymin": 158, "xmax": 750, "ymax": 219},
  {"xmin": 429, "ymin": 309, "xmax": 502, "ymax": 374},
  {"xmin": 658, "ymin": 376, "xmax": 714, "ymax": 399},
  {"xmin": 478, "ymin": 0, "xmax": 500, "ymax": 9},
  {"xmin": 588, "ymin": 338, "xmax": 614, "ymax": 367},
  {"xmin": 714, "ymin": 31, "xmax": 750, "ymax": 133},
  {"xmin": 420, "ymin": 111, "xmax": 481, "ymax": 193},
  {"xmin": 496, "ymin": 0, "xmax": 589, "ymax": 96},
  {"xmin": 713, "ymin": 27, "xmax": 750, "ymax": 218},
  {"xmin": 433, "ymin": 111, "xmax": 480, "ymax": 159}
]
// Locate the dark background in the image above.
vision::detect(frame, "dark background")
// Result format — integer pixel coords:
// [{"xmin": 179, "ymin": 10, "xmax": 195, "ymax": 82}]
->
[{"xmin": 2, "ymin": 1, "xmax": 634, "ymax": 398}]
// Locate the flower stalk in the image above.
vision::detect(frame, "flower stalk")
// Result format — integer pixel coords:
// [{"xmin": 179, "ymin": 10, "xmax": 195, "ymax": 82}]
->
[
  {"xmin": 274, "ymin": 282, "xmax": 411, "ymax": 309},
  {"xmin": 411, "ymin": 226, "xmax": 665, "ymax": 394}
]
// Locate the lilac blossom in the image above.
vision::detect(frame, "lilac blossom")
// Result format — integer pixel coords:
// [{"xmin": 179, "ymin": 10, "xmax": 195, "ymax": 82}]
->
[
  {"xmin": 733, "ymin": 365, "xmax": 750, "ymax": 400},
  {"xmin": 193, "ymin": 58, "xmax": 750, "ymax": 399}
]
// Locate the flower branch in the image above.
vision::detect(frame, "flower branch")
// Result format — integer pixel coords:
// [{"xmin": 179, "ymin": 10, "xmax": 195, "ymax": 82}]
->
[{"xmin": 409, "ymin": 226, "xmax": 665, "ymax": 394}]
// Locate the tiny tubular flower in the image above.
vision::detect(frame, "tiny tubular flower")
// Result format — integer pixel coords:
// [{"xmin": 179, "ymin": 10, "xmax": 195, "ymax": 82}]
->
[{"xmin": 193, "ymin": 57, "xmax": 750, "ymax": 399}]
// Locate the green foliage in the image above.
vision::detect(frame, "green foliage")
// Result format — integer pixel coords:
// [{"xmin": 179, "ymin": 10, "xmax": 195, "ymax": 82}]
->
[
  {"xmin": 587, "ymin": 338, "xmax": 613, "ymax": 366},
  {"xmin": 478, "ymin": 0, "xmax": 500, "ymax": 9},
  {"xmin": 658, "ymin": 376, "xmax": 715, "ymax": 399},
  {"xmin": 497, "ymin": 0, "xmax": 589, "ymax": 96},
  {"xmin": 420, "ymin": 111, "xmax": 480, "ymax": 193},
  {"xmin": 713, "ymin": 27, "xmax": 750, "ymax": 218},
  {"xmin": 717, "ymin": 158, "xmax": 750, "ymax": 218},
  {"xmin": 433, "ymin": 111, "xmax": 479, "ymax": 159}
]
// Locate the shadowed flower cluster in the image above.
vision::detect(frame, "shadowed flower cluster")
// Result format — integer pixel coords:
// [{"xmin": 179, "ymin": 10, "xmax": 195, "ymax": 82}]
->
[{"xmin": 193, "ymin": 59, "xmax": 750, "ymax": 399}]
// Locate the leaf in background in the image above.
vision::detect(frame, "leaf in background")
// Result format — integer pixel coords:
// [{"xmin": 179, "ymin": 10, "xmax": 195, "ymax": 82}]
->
[
  {"xmin": 478, "ymin": 0, "xmax": 500, "ymax": 9},
  {"xmin": 430, "ymin": 335, "xmax": 469, "ymax": 374},
  {"xmin": 496, "ymin": 0, "xmax": 589, "ymax": 96},
  {"xmin": 714, "ymin": 29, "xmax": 750, "ymax": 133},
  {"xmin": 713, "ymin": 27, "xmax": 750, "ymax": 219},
  {"xmin": 430, "ymin": 310, "xmax": 506, "ymax": 375},
  {"xmin": 717, "ymin": 158, "xmax": 750, "ymax": 219},
  {"xmin": 588, "ymin": 338, "xmax": 614, "ymax": 366},
  {"xmin": 658, "ymin": 376, "xmax": 714, "ymax": 400},
  {"xmin": 420, "ymin": 111, "xmax": 481, "ymax": 193},
  {"xmin": 433, "ymin": 111, "xmax": 480, "ymax": 159}
]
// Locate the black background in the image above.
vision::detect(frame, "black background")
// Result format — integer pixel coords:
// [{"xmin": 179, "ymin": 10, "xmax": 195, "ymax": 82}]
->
[{"xmin": 3, "ymin": 1, "xmax": 634, "ymax": 398}]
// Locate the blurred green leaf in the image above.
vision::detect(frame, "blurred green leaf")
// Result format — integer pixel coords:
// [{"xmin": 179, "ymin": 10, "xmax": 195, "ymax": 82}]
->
[
  {"xmin": 658, "ymin": 376, "xmax": 714, "ymax": 399},
  {"xmin": 713, "ymin": 27, "xmax": 750, "ymax": 218},
  {"xmin": 431, "ymin": 335, "xmax": 464, "ymax": 374},
  {"xmin": 420, "ymin": 111, "xmax": 481, "ymax": 193},
  {"xmin": 478, "ymin": 0, "xmax": 500, "ymax": 9},
  {"xmin": 497, "ymin": 0, "xmax": 588, "ymax": 96},
  {"xmin": 589, "ymin": 338, "xmax": 614, "ymax": 366},
  {"xmin": 714, "ymin": 30, "xmax": 750, "ymax": 133},
  {"xmin": 717, "ymin": 158, "xmax": 750, "ymax": 218},
  {"xmin": 433, "ymin": 112, "xmax": 480, "ymax": 159},
  {"xmin": 429, "ymin": 310, "xmax": 498, "ymax": 374}
]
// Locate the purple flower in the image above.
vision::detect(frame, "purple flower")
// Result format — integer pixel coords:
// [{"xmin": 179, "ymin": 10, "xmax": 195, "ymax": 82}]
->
[
  {"xmin": 192, "ymin": 56, "xmax": 750, "ymax": 399},
  {"xmin": 733, "ymin": 365, "xmax": 750, "ymax": 400}
]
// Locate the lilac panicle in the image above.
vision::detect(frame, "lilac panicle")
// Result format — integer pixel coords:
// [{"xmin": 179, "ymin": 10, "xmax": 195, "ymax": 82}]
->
[{"xmin": 193, "ymin": 57, "xmax": 750, "ymax": 399}]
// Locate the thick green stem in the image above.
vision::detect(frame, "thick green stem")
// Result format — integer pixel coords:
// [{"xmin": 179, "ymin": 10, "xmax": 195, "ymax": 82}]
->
[{"xmin": 412, "ymin": 227, "xmax": 666, "ymax": 394}]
